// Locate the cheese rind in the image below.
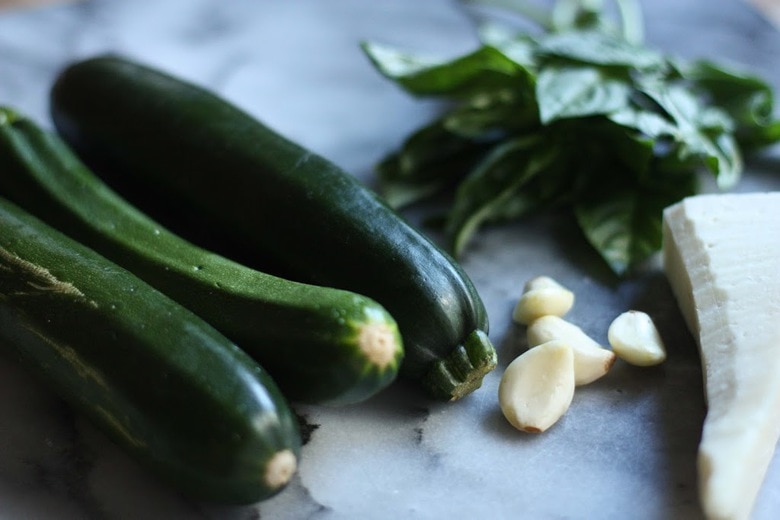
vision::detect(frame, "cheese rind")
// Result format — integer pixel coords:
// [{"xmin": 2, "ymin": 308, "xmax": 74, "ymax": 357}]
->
[{"xmin": 662, "ymin": 192, "xmax": 780, "ymax": 520}]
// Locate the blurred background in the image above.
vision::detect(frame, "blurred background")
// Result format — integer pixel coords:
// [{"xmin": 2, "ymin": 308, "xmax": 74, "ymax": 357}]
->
[{"xmin": 1, "ymin": 0, "xmax": 780, "ymax": 25}]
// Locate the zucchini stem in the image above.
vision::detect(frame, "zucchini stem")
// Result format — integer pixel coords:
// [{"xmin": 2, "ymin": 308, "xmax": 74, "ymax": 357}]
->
[{"xmin": 421, "ymin": 330, "xmax": 497, "ymax": 401}]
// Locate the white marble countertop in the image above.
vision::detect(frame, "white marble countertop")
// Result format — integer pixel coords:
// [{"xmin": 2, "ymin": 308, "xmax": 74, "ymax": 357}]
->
[{"xmin": 2, "ymin": 1, "xmax": 780, "ymax": 519}]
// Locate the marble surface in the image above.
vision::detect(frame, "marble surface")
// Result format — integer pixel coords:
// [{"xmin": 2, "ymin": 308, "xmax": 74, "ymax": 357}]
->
[{"xmin": 1, "ymin": 0, "xmax": 780, "ymax": 518}]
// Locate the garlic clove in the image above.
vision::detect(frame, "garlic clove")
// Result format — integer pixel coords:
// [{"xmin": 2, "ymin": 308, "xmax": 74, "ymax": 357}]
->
[
  {"xmin": 607, "ymin": 310, "xmax": 666, "ymax": 367},
  {"xmin": 512, "ymin": 276, "xmax": 575, "ymax": 325},
  {"xmin": 527, "ymin": 315, "xmax": 616, "ymax": 385},
  {"xmin": 498, "ymin": 340, "xmax": 575, "ymax": 433}
]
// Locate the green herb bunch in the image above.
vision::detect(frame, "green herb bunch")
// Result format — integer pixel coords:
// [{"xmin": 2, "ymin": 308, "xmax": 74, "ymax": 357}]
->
[{"xmin": 362, "ymin": 0, "xmax": 780, "ymax": 275}]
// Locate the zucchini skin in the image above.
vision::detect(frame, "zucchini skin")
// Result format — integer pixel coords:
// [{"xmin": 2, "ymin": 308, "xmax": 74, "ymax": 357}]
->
[
  {"xmin": 50, "ymin": 55, "xmax": 498, "ymax": 400},
  {"xmin": 0, "ymin": 195, "xmax": 300, "ymax": 504},
  {"xmin": 0, "ymin": 108, "xmax": 403, "ymax": 406}
]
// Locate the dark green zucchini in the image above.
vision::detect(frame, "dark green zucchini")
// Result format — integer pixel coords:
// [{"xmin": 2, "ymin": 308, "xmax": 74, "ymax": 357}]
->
[
  {"xmin": 0, "ymin": 193, "xmax": 300, "ymax": 504},
  {"xmin": 50, "ymin": 55, "xmax": 497, "ymax": 400},
  {"xmin": 0, "ymin": 106, "xmax": 403, "ymax": 407}
]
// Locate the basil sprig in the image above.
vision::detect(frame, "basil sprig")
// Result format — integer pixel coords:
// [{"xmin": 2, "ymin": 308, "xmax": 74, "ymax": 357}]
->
[{"xmin": 362, "ymin": 0, "xmax": 780, "ymax": 275}]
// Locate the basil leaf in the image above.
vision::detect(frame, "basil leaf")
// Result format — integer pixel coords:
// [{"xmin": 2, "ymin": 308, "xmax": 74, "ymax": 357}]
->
[
  {"xmin": 536, "ymin": 65, "xmax": 633, "ymax": 124},
  {"xmin": 696, "ymin": 106, "xmax": 736, "ymax": 135},
  {"xmin": 640, "ymin": 82, "xmax": 742, "ymax": 188},
  {"xmin": 492, "ymin": 158, "xmax": 572, "ymax": 220},
  {"xmin": 684, "ymin": 60, "xmax": 780, "ymax": 148},
  {"xmin": 380, "ymin": 177, "xmax": 450, "ymax": 209},
  {"xmin": 465, "ymin": 0, "xmax": 553, "ymax": 31},
  {"xmin": 574, "ymin": 169, "xmax": 698, "ymax": 275},
  {"xmin": 551, "ymin": 0, "xmax": 612, "ymax": 34},
  {"xmin": 744, "ymin": 120, "xmax": 780, "ymax": 148},
  {"xmin": 445, "ymin": 137, "xmax": 556, "ymax": 255},
  {"xmin": 574, "ymin": 191, "xmax": 655, "ymax": 275},
  {"xmin": 687, "ymin": 132, "xmax": 742, "ymax": 187},
  {"xmin": 361, "ymin": 41, "xmax": 534, "ymax": 97},
  {"xmin": 560, "ymin": 120, "xmax": 666, "ymax": 274},
  {"xmin": 684, "ymin": 60, "xmax": 772, "ymax": 121},
  {"xmin": 537, "ymin": 29, "xmax": 665, "ymax": 70},
  {"xmin": 575, "ymin": 193, "xmax": 642, "ymax": 275},
  {"xmin": 365, "ymin": 0, "xmax": 780, "ymax": 276},
  {"xmin": 377, "ymin": 118, "xmax": 492, "ymax": 183},
  {"xmin": 477, "ymin": 25, "xmax": 538, "ymax": 69},
  {"xmin": 443, "ymin": 88, "xmax": 539, "ymax": 138},
  {"xmin": 608, "ymin": 106, "xmax": 677, "ymax": 138}
]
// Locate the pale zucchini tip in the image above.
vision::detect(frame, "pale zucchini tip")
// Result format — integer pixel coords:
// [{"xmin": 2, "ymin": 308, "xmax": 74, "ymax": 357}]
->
[
  {"xmin": 264, "ymin": 449, "xmax": 298, "ymax": 490},
  {"xmin": 357, "ymin": 320, "xmax": 403, "ymax": 370}
]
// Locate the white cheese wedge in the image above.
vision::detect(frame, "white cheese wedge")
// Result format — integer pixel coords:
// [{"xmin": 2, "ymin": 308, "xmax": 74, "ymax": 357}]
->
[{"xmin": 663, "ymin": 192, "xmax": 780, "ymax": 520}]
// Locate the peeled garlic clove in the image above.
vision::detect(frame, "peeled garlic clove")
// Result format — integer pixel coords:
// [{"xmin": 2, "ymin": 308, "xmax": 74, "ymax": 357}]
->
[
  {"xmin": 498, "ymin": 340, "xmax": 575, "ymax": 433},
  {"xmin": 608, "ymin": 310, "xmax": 666, "ymax": 367},
  {"xmin": 527, "ymin": 315, "xmax": 616, "ymax": 386},
  {"xmin": 522, "ymin": 275, "xmax": 567, "ymax": 293},
  {"xmin": 512, "ymin": 276, "xmax": 575, "ymax": 325}
]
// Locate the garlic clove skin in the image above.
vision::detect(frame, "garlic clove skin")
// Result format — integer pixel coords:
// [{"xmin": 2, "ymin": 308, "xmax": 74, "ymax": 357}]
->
[
  {"xmin": 607, "ymin": 310, "xmax": 667, "ymax": 367},
  {"xmin": 498, "ymin": 340, "xmax": 575, "ymax": 433},
  {"xmin": 527, "ymin": 315, "xmax": 616, "ymax": 385}
]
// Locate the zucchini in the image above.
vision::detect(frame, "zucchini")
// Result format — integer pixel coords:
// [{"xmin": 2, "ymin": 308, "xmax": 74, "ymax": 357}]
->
[
  {"xmin": 0, "ymin": 193, "xmax": 300, "ymax": 504},
  {"xmin": 0, "ymin": 107, "xmax": 403, "ymax": 406},
  {"xmin": 50, "ymin": 55, "xmax": 498, "ymax": 400}
]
